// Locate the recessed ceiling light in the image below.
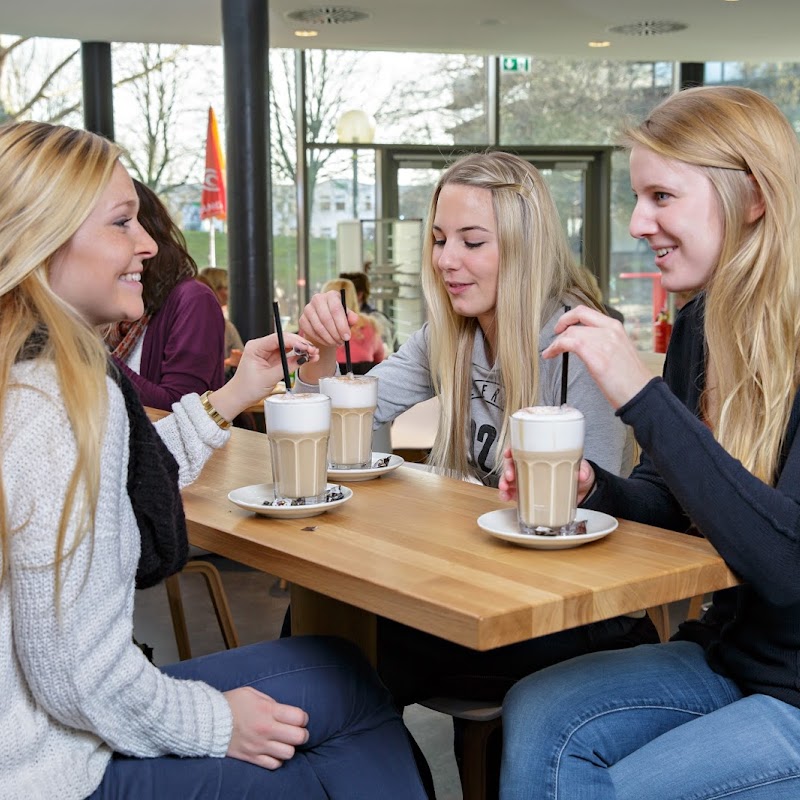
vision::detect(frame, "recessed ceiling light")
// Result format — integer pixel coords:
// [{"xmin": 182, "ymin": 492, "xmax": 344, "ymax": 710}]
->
[
  {"xmin": 588, "ymin": 40, "xmax": 611, "ymax": 48},
  {"xmin": 294, "ymin": 29, "xmax": 319, "ymax": 37},
  {"xmin": 608, "ymin": 20, "xmax": 688, "ymax": 37},
  {"xmin": 287, "ymin": 7, "xmax": 370, "ymax": 25}
]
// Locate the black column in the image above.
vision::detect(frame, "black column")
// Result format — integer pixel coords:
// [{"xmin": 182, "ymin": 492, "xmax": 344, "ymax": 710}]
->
[
  {"xmin": 221, "ymin": 0, "xmax": 272, "ymax": 342},
  {"xmin": 679, "ymin": 63, "xmax": 705, "ymax": 91},
  {"xmin": 81, "ymin": 42, "xmax": 114, "ymax": 140}
]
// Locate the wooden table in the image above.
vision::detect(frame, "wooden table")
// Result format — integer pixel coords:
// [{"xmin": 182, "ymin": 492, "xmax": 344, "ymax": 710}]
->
[{"xmin": 161, "ymin": 418, "xmax": 738, "ymax": 659}]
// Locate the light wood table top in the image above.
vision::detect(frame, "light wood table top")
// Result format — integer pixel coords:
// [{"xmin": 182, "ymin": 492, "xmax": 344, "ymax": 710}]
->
[{"xmin": 160, "ymin": 417, "xmax": 739, "ymax": 653}]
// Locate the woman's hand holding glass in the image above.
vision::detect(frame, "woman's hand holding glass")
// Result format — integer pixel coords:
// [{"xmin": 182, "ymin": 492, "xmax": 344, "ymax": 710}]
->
[
  {"xmin": 498, "ymin": 305, "xmax": 651, "ymax": 505},
  {"xmin": 499, "ymin": 447, "xmax": 596, "ymax": 504},
  {"xmin": 209, "ymin": 332, "xmax": 318, "ymax": 423}
]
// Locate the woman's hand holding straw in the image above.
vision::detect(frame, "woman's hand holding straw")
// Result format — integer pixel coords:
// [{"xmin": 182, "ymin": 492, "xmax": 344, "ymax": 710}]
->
[
  {"xmin": 542, "ymin": 304, "xmax": 653, "ymax": 410},
  {"xmin": 206, "ymin": 323, "xmax": 318, "ymax": 423}
]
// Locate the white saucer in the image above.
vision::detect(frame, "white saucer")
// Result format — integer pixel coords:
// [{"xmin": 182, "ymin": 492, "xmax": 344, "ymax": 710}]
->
[
  {"xmin": 327, "ymin": 452, "xmax": 404, "ymax": 482},
  {"xmin": 228, "ymin": 483, "xmax": 353, "ymax": 518},
  {"xmin": 477, "ymin": 508, "xmax": 618, "ymax": 550}
]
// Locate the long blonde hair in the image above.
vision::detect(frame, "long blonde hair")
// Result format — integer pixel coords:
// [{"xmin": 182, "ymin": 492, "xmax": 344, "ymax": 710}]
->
[
  {"xmin": 622, "ymin": 86, "xmax": 800, "ymax": 483},
  {"xmin": 0, "ymin": 122, "xmax": 122, "ymax": 594},
  {"xmin": 422, "ymin": 151, "xmax": 601, "ymax": 479}
]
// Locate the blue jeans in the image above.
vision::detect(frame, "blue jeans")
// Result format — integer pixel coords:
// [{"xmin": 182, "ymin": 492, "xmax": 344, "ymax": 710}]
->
[
  {"xmin": 90, "ymin": 636, "xmax": 427, "ymax": 799},
  {"xmin": 500, "ymin": 641, "xmax": 800, "ymax": 799}
]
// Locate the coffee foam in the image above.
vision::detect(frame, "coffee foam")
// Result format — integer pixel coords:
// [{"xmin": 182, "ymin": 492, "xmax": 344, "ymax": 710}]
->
[
  {"xmin": 319, "ymin": 375, "xmax": 378, "ymax": 408},
  {"xmin": 510, "ymin": 405, "xmax": 584, "ymax": 452},
  {"xmin": 264, "ymin": 392, "xmax": 330, "ymax": 433}
]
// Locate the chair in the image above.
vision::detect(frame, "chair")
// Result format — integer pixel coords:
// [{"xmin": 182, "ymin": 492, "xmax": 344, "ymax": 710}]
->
[
  {"xmin": 165, "ymin": 560, "xmax": 240, "ymax": 661},
  {"xmin": 423, "ymin": 606, "xmax": 682, "ymax": 800},
  {"xmin": 419, "ymin": 696, "xmax": 502, "ymax": 800}
]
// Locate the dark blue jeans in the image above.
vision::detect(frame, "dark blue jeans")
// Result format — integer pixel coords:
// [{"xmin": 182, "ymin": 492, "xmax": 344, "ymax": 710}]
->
[{"xmin": 90, "ymin": 636, "xmax": 427, "ymax": 799}]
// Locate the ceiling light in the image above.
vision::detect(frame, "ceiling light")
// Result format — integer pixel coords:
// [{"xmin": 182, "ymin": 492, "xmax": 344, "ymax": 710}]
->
[
  {"xmin": 608, "ymin": 20, "xmax": 688, "ymax": 37},
  {"xmin": 588, "ymin": 40, "xmax": 611, "ymax": 48},
  {"xmin": 286, "ymin": 7, "xmax": 370, "ymax": 25},
  {"xmin": 294, "ymin": 29, "xmax": 319, "ymax": 37}
]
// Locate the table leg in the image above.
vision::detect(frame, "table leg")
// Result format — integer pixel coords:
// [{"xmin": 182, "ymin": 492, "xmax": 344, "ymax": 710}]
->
[{"xmin": 290, "ymin": 585, "xmax": 377, "ymax": 667}]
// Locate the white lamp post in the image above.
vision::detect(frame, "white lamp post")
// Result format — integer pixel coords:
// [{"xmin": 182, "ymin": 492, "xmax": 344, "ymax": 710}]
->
[{"xmin": 336, "ymin": 109, "xmax": 376, "ymax": 219}]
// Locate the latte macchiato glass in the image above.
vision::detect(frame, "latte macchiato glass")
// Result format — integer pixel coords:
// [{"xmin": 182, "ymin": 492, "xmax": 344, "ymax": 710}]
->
[
  {"xmin": 510, "ymin": 405, "xmax": 585, "ymax": 533},
  {"xmin": 319, "ymin": 375, "xmax": 378, "ymax": 469},
  {"xmin": 264, "ymin": 393, "xmax": 331, "ymax": 503}
]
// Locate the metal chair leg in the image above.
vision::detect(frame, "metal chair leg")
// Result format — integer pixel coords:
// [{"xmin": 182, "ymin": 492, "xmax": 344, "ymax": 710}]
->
[{"xmin": 460, "ymin": 717, "xmax": 502, "ymax": 800}]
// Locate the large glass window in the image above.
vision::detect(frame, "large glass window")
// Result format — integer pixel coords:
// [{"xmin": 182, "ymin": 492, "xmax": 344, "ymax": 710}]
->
[
  {"xmin": 705, "ymin": 61, "xmax": 800, "ymax": 129},
  {"xmin": 0, "ymin": 35, "xmax": 83, "ymax": 125},
  {"xmin": 304, "ymin": 50, "xmax": 486, "ymax": 146},
  {"xmin": 499, "ymin": 59, "xmax": 674, "ymax": 349},
  {"xmin": 112, "ymin": 43, "xmax": 225, "ymax": 272}
]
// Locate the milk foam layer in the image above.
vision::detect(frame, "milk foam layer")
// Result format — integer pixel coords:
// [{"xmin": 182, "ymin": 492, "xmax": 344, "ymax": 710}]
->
[
  {"xmin": 319, "ymin": 375, "xmax": 378, "ymax": 408},
  {"xmin": 264, "ymin": 392, "xmax": 330, "ymax": 433},
  {"xmin": 510, "ymin": 405, "xmax": 584, "ymax": 452}
]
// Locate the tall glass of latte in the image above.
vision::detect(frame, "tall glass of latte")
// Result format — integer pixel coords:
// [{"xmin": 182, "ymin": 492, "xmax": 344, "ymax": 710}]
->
[
  {"xmin": 319, "ymin": 375, "xmax": 378, "ymax": 469},
  {"xmin": 264, "ymin": 393, "xmax": 331, "ymax": 503},
  {"xmin": 510, "ymin": 405, "xmax": 585, "ymax": 533}
]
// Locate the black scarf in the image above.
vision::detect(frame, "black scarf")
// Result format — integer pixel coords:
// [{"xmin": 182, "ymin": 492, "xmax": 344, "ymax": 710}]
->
[
  {"xmin": 19, "ymin": 328, "xmax": 189, "ymax": 590},
  {"xmin": 116, "ymin": 370, "xmax": 189, "ymax": 589}
]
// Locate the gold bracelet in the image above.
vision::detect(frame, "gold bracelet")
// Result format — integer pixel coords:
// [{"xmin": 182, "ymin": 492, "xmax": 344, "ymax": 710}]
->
[{"xmin": 199, "ymin": 390, "xmax": 232, "ymax": 430}]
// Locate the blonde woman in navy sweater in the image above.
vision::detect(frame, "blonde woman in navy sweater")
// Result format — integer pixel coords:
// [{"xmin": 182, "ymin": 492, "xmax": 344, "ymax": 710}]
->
[{"xmin": 499, "ymin": 86, "xmax": 800, "ymax": 800}]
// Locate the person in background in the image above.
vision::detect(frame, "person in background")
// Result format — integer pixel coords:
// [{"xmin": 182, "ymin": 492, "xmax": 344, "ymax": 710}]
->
[
  {"xmin": 340, "ymin": 268, "xmax": 397, "ymax": 353},
  {"xmin": 106, "ymin": 181, "xmax": 225, "ymax": 411},
  {"xmin": 321, "ymin": 277, "xmax": 385, "ymax": 374},
  {"xmin": 198, "ymin": 266, "xmax": 245, "ymax": 371},
  {"xmin": 499, "ymin": 86, "xmax": 800, "ymax": 800},
  {"xmin": 0, "ymin": 120, "xmax": 429, "ymax": 800},
  {"xmin": 298, "ymin": 151, "xmax": 656, "ymax": 793}
]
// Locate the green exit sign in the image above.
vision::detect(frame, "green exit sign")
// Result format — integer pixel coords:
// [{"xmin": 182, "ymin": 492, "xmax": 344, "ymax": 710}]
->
[{"xmin": 501, "ymin": 56, "xmax": 532, "ymax": 73}]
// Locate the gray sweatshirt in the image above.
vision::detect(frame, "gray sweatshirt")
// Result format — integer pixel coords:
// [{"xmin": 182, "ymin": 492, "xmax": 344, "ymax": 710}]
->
[{"xmin": 298, "ymin": 304, "xmax": 633, "ymax": 486}]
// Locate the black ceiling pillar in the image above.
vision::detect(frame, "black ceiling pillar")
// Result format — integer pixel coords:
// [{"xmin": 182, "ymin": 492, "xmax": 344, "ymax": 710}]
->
[
  {"xmin": 679, "ymin": 63, "xmax": 705, "ymax": 91},
  {"xmin": 81, "ymin": 42, "xmax": 114, "ymax": 140},
  {"xmin": 221, "ymin": 0, "xmax": 272, "ymax": 342}
]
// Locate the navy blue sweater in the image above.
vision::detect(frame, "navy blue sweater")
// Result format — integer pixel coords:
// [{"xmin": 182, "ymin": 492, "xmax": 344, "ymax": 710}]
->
[{"xmin": 586, "ymin": 295, "xmax": 800, "ymax": 708}]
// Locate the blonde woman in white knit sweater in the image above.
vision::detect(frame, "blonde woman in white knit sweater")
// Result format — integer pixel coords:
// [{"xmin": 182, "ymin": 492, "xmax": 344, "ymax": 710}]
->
[{"xmin": 0, "ymin": 122, "xmax": 428, "ymax": 799}]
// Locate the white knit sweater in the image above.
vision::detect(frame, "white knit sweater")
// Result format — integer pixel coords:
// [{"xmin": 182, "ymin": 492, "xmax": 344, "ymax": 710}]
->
[{"xmin": 1, "ymin": 361, "xmax": 233, "ymax": 799}]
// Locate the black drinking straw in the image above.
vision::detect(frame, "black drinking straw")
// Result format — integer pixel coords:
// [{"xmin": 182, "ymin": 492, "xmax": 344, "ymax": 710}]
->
[
  {"xmin": 272, "ymin": 301, "xmax": 292, "ymax": 392},
  {"xmin": 560, "ymin": 304, "xmax": 571, "ymax": 405},
  {"xmin": 340, "ymin": 288, "xmax": 353, "ymax": 375}
]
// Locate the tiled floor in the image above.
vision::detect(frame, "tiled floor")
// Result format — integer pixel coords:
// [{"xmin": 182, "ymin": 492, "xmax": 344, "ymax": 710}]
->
[
  {"xmin": 133, "ymin": 553, "xmax": 463, "ymax": 799},
  {"xmin": 133, "ymin": 552, "xmax": 696, "ymax": 800}
]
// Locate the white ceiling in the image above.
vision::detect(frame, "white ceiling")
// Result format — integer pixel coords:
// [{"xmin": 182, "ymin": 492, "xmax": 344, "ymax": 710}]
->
[{"xmin": 4, "ymin": 0, "xmax": 800, "ymax": 64}]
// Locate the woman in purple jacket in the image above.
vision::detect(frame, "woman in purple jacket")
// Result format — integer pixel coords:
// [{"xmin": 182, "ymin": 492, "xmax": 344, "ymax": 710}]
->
[{"xmin": 106, "ymin": 181, "xmax": 225, "ymax": 410}]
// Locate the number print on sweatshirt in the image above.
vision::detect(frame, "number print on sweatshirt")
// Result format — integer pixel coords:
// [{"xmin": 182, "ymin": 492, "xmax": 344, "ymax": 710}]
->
[
  {"xmin": 470, "ymin": 420, "xmax": 497, "ymax": 473},
  {"xmin": 470, "ymin": 373, "xmax": 503, "ymax": 475}
]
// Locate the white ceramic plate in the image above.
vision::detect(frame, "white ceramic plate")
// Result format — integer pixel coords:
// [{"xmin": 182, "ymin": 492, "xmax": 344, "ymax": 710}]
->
[
  {"xmin": 327, "ymin": 452, "xmax": 404, "ymax": 482},
  {"xmin": 477, "ymin": 508, "xmax": 618, "ymax": 550},
  {"xmin": 228, "ymin": 483, "xmax": 353, "ymax": 519}
]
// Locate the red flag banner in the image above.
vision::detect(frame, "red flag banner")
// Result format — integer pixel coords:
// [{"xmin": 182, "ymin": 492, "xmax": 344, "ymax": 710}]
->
[{"xmin": 200, "ymin": 107, "xmax": 227, "ymax": 221}]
